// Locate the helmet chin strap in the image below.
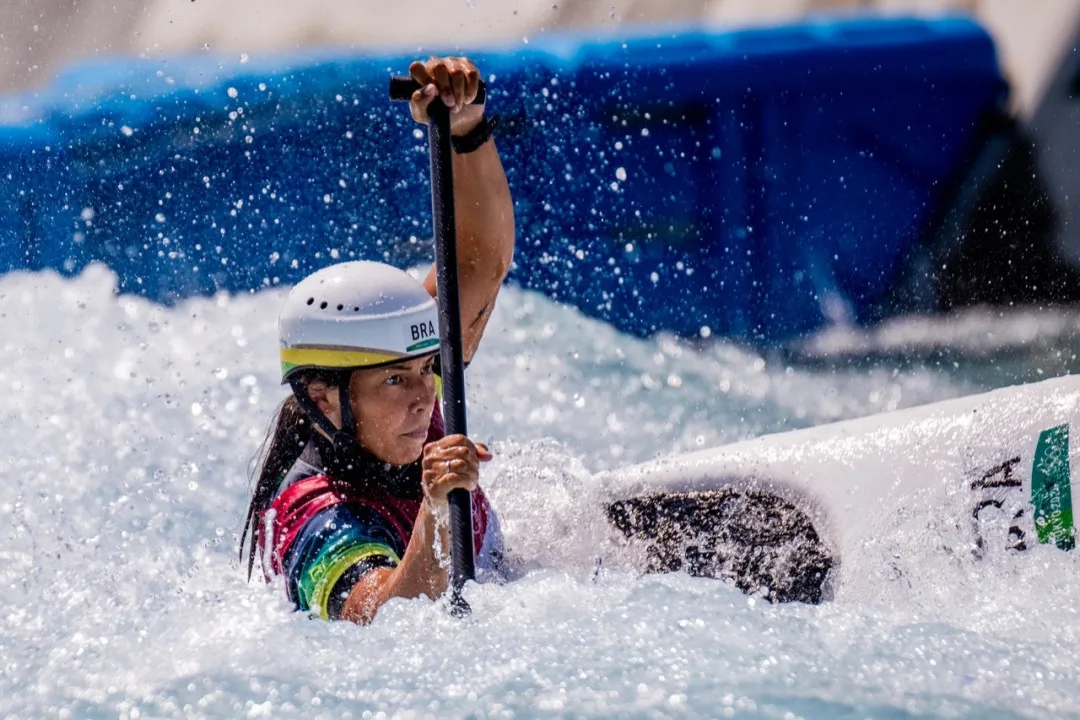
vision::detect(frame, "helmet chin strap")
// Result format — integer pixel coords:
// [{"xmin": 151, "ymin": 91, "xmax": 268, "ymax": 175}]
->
[
  {"xmin": 288, "ymin": 372, "xmax": 362, "ymax": 471},
  {"xmin": 336, "ymin": 377, "xmax": 359, "ymax": 458}
]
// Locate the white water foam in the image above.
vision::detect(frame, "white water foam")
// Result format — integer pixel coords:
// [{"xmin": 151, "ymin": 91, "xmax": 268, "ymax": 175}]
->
[{"xmin": 1, "ymin": 265, "xmax": 1077, "ymax": 718}]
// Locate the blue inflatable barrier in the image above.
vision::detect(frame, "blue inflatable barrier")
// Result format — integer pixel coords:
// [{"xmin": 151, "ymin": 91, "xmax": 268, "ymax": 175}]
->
[{"xmin": 0, "ymin": 16, "xmax": 1006, "ymax": 343}]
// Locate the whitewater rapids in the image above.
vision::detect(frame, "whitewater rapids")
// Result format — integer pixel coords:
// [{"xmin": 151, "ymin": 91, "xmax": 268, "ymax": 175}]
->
[{"xmin": 1, "ymin": 265, "xmax": 1077, "ymax": 718}]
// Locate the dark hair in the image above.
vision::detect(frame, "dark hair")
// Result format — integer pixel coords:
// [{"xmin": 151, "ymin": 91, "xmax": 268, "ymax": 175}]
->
[
  {"xmin": 241, "ymin": 369, "xmax": 350, "ymax": 579},
  {"xmin": 239, "ymin": 393, "xmax": 311, "ymax": 579}
]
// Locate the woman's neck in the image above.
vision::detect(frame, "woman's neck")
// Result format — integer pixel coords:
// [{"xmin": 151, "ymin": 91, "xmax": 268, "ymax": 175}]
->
[{"xmin": 305, "ymin": 431, "xmax": 423, "ymax": 499}]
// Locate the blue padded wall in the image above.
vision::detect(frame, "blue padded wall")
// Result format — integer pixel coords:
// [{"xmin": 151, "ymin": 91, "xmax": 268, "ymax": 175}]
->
[{"xmin": 0, "ymin": 16, "xmax": 1006, "ymax": 343}]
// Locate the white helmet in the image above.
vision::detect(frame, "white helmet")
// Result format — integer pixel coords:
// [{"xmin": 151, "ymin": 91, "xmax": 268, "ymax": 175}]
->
[{"xmin": 279, "ymin": 261, "xmax": 439, "ymax": 382}]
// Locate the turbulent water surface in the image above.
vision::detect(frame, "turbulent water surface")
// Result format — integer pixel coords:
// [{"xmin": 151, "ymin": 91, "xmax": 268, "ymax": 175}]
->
[{"xmin": 1, "ymin": 265, "xmax": 1078, "ymax": 719}]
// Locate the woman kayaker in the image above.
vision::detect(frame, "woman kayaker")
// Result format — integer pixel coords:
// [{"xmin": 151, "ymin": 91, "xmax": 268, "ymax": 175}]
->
[{"xmin": 240, "ymin": 56, "xmax": 514, "ymax": 624}]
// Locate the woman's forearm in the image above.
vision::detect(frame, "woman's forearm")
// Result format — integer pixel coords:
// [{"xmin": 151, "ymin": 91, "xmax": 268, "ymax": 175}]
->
[
  {"xmin": 339, "ymin": 500, "xmax": 450, "ymax": 624},
  {"xmin": 452, "ymin": 139, "xmax": 514, "ymax": 281},
  {"xmin": 424, "ymin": 138, "xmax": 515, "ymax": 362}
]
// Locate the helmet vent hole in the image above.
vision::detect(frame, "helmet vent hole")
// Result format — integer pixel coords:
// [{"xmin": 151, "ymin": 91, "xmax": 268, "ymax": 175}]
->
[
  {"xmin": 306, "ymin": 297, "xmax": 314, "ymax": 305},
  {"xmin": 353, "ymin": 306, "xmax": 360, "ymax": 312},
  {"xmin": 336, "ymin": 304, "xmax": 344, "ymax": 311},
  {"xmin": 319, "ymin": 301, "xmax": 328, "ymax": 309}
]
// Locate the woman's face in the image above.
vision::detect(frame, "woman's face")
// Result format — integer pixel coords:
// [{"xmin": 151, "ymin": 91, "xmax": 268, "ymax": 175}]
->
[
  {"xmin": 310, "ymin": 354, "xmax": 438, "ymax": 465},
  {"xmin": 350, "ymin": 355, "xmax": 438, "ymax": 465}
]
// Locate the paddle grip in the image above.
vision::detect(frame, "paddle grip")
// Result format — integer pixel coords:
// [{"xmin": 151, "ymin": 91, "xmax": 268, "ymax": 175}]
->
[{"xmin": 389, "ymin": 76, "xmax": 487, "ymax": 105}]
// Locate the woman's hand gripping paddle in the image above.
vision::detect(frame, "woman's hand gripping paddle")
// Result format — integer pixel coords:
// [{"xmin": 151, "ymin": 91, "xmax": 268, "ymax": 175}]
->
[{"xmin": 389, "ymin": 72, "xmax": 487, "ymax": 618}]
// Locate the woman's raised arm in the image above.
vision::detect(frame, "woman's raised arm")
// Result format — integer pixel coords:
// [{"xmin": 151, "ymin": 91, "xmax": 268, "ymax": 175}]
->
[{"xmin": 408, "ymin": 57, "xmax": 515, "ymax": 363}]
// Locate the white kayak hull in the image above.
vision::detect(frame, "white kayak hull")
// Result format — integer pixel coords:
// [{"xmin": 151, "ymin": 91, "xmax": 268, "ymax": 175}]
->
[{"xmin": 599, "ymin": 376, "xmax": 1079, "ymax": 602}]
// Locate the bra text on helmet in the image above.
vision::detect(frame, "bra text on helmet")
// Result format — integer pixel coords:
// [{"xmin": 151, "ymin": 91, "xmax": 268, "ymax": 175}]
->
[{"xmin": 411, "ymin": 321, "xmax": 436, "ymax": 342}]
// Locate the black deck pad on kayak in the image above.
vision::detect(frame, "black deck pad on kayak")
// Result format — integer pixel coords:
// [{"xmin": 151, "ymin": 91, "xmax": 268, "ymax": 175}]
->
[{"xmin": 607, "ymin": 489, "xmax": 834, "ymax": 604}]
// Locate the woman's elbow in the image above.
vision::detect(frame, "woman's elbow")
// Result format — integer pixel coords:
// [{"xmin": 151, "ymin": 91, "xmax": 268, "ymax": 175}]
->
[
  {"xmin": 338, "ymin": 567, "xmax": 394, "ymax": 625},
  {"xmin": 494, "ymin": 215, "xmax": 515, "ymax": 281}
]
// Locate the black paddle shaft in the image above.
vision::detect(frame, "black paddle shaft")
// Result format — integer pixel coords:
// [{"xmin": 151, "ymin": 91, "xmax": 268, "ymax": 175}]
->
[{"xmin": 389, "ymin": 75, "xmax": 481, "ymax": 607}]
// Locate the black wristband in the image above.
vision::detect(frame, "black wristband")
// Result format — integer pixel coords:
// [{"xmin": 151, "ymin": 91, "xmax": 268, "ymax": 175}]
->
[{"xmin": 451, "ymin": 115, "xmax": 500, "ymax": 154}]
